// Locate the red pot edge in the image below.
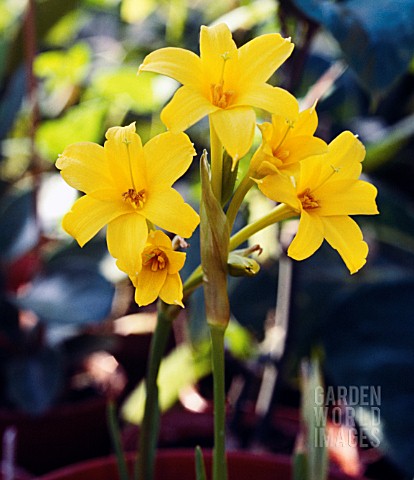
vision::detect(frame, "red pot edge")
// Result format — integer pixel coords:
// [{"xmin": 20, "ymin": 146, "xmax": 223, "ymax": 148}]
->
[{"xmin": 35, "ymin": 449, "xmax": 366, "ymax": 480}]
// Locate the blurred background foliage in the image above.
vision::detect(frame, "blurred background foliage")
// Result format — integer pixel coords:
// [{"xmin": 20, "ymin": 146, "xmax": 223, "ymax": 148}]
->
[{"xmin": 0, "ymin": 0, "xmax": 413, "ymax": 478}]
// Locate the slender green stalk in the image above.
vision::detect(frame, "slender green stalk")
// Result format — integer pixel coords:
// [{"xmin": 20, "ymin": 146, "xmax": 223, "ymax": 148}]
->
[
  {"xmin": 226, "ymin": 172, "xmax": 254, "ymax": 230},
  {"xmin": 229, "ymin": 203, "xmax": 296, "ymax": 251},
  {"xmin": 182, "ymin": 264, "xmax": 203, "ymax": 299},
  {"xmin": 135, "ymin": 302, "xmax": 176, "ymax": 480},
  {"xmin": 210, "ymin": 325, "xmax": 227, "ymax": 480},
  {"xmin": 209, "ymin": 117, "xmax": 223, "ymax": 202},
  {"xmin": 107, "ymin": 400, "xmax": 130, "ymax": 480}
]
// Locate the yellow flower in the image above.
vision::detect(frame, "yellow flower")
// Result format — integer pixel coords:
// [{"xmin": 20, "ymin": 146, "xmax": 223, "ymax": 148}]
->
[
  {"xmin": 138, "ymin": 23, "xmax": 298, "ymax": 163},
  {"xmin": 250, "ymin": 101, "xmax": 328, "ymax": 178},
  {"xmin": 256, "ymin": 131, "xmax": 379, "ymax": 273},
  {"xmin": 131, "ymin": 230, "xmax": 186, "ymax": 307},
  {"xmin": 56, "ymin": 123, "xmax": 199, "ymax": 274}
]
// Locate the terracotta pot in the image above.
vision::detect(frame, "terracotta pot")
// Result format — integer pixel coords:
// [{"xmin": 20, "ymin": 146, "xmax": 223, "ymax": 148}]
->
[
  {"xmin": 0, "ymin": 397, "xmax": 112, "ymax": 476},
  {"xmin": 36, "ymin": 449, "xmax": 360, "ymax": 480}
]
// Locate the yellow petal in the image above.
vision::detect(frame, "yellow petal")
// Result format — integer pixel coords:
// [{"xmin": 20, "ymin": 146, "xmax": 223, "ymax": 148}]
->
[
  {"xmin": 236, "ymin": 84, "xmax": 299, "ymax": 121},
  {"xmin": 327, "ymin": 131, "xmax": 365, "ymax": 179},
  {"xmin": 138, "ymin": 47, "xmax": 203, "ymax": 87},
  {"xmin": 294, "ymin": 104, "xmax": 319, "ymax": 136},
  {"xmin": 57, "ymin": 142, "xmax": 112, "ymax": 194},
  {"xmin": 316, "ymin": 179, "xmax": 379, "ymax": 216},
  {"xmin": 143, "ymin": 131, "xmax": 196, "ymax": 188},
  {"xmin": 256, "ymin": 173, "xmax": 300, "ymax": 211},
  {"xmin": 165, "ymin": 249, "xmax": 186, "ymax": 275},
  {"xmin": 147, "ymin": 229, "xmax": 172, "ymax": 249},
  {"xmin": 296, "ymin": 155, "xmax": 329, "ymax": 194},
  {"xmin": 62, "ymin": 195, "xmax": 124, "ymax": 247},
  {"xmin": 134, "ymin": 266, "xmax": 167, "ymax": 307},
  {"xmin": 159, "ymin": 273, "xmax": 184, "ymax": 307},
  {"xmin": 199, "ymin": 24, "xmax": 238, "ymax": 83},
  {"xmin": 106, "ymin": 213, "xmax": 148, "ymax": 274},
  {"xmin": 321, "ymin": 216, "xmax": 368, "ymax": 274},
  {"xmin": 104, "ymin": 123, "xmax": 146, "ymax": 192},
  {"xmin": 210, "ymin": 107, "xmax": 256, "ymax": 161},
  {"xmin": 282, "ymin": 135, "xmax": 328, "ymax": 166},
  {"xmin": 288, "ymin": 210, "xmax": 324, "ymax": 260},
  {"xmin": 143, "ymin": 187, "xmax": 199, "ymax": 238},
  {"xmin": 237, "ymin": 33, "xmax": 294, "ymax": 84},
  {"xmin": 161, "ymin": 85, "xmax": 218, "ymax": 132}
]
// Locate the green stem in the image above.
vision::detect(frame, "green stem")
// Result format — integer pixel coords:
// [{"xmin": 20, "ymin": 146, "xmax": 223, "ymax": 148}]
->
[
  {"xmin": 209, "ymin": 117, "xmax": 223, "ymax": 202},
  {"xmin": 135, "ymin": 302, "xmax": 176, "ymax": 480},
  {"xmin": 229, "ymin": 203, "xmax": 297, "ymax": 251},
  {"xmin": 182, "ymin": 264, "xmax": 203, "ymax": 299},
  {"xmin": 107, "ymin": 400, "xmax": 130, "ymax": 480},
  {"xmin": 210, "ymin": 325, "xmax": 227, "ymax": 480},
  {"xmin": 182, "ymin": 204, "xmax": 297, "ymax": 298},
  {"xmin": 226, "ymin": 172, "xmax": 254, "ymax": 231}
]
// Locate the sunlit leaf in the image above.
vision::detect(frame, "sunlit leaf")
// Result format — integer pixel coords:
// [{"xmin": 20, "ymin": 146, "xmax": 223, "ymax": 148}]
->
[
  {"xmin": 89, "ymin": 67, "xmax": 171, "ymax": 114},
  {"xmin": 120, "ymin": 0, "xmax": 157, "ymax": 23},
  {"xmin": 35, "ymin": 100, "xmax": 107, "ymax": 161},
  {"xmin": 34, "ymin": 43, "xmax": 91, "ymax": 90}
]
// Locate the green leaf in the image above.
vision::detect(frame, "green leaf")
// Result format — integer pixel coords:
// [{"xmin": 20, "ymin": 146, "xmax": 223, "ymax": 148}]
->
[
  {"xmin": 293, "ymin": 452, "xmax": 308, "ymax": 480},
  {"xmin": 364, "ymin": 113, "xmax": 414, "ymax": 171},
  {"xmin": 121, "ymin": 343, "xmax": 211, "ymax": 425},
  {"xmin": 34, "ymin": 42, "xmax": 91, "ymax": 89},
  {"xmin": 200, "ymin": 152, "xmax": 230, "ymax": 328},
  {"xmin": 90, "ymin": 67, "xmax": 169, "ymax": 114},
  {"xmin": 300, "ymin": 357, "xmax": 328, "ymax": 480},
  {"xmin": 195, "ymin": 446, "xmax": 207, "ymax": 480},
  {"xmin": 35, "ymin": 100, "xmax": 107, "ymax": 161}
]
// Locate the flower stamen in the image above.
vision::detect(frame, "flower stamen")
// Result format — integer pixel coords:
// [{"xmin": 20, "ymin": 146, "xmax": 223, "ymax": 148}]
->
[
  {"xmin": 210, "ymin": 51, "xmax": 234, "ymax": 108},
  {"xmin": 122, "ymin": 188, "xmax": 147, "ymax": 209},
  {"xmin": 210, "ymin": 84, "xmax": 234, "ymax": 108},
  {"xmin": 143, "ymin": 249, "xmax": 168, "ymax": 271},
  {"xmin": 299, "ymin": 188, "xmax": 319, "ymax": 210}
]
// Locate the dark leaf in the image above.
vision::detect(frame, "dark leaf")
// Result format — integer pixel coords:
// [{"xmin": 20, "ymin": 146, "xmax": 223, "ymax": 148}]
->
[
  {"xmin": 5, "ymin": 346, "xmax": 63, "ymax": 415},
  {"xmin": 0, "ymin": 189, "xmax": 39, "ymax": 262},
  {"xmin": 292, "ymin": 0, "xmax": 414, "ymax": 95},
  {"xmin": 15, "ymin": 257, "xmax": 115, "ymax": 326}
]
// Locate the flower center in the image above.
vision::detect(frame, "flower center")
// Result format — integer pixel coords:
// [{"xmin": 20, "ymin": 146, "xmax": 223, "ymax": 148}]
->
[
  {"xmin": 210, "ymin": 51, "xmax": 234, "ymax": 108},
  {"xmin": 143, "ymin": 249, "xmax": 168, "ymax": 272},
  {"xmin": 122, "ymin": 188, "xmax": 146, "ymax": 209},
  {"xmin": 299, "ymin": 188, "xmax": 319, "ymax": 210},
  {"xmin": 210, "ymin": 83, "xmax": 234, "ymax": 108}
]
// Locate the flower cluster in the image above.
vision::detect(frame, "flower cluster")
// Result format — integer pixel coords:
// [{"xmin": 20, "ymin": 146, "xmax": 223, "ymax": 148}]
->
[
  {"xmin": 56, "ymin": 124, "xmax": 199, "ymax": 306},
  {"xmin": 57, "ymin": 22, "xmax": 378, "ymax": 308},
  {"xmin": 56, "ymin": 22, "xmax": 380, "ymax": 480}
]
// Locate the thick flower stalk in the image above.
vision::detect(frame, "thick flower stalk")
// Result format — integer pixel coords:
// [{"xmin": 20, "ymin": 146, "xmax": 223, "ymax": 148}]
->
[
  {"xmin": 256, "ymin": 131, "xmax": 379, "ymax": 273},
  {"xmin": 138, "ymin": 23, "xmax": 298, "ymax": 165},
  {"xmin": 56, "ymin": 123, "xmax": 199, "ymax": 274},
  {"xmin": 131, "ymin": 229, "xmax": 186, "ymax": 307}
]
